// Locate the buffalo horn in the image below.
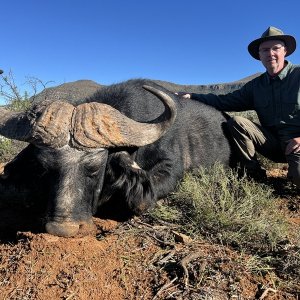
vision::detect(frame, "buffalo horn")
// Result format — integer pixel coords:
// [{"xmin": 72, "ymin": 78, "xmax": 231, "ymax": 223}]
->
[
  {"xmin": 71, "ymin": 85, "xmax": 177, "ymax": 149},
  {"xmin": 0, "ymin": 101, "xmax": 74, "ymax": 148},
  {"xmin": 0, "ymin": 107, "xmax": 32, "ymax": 141}
]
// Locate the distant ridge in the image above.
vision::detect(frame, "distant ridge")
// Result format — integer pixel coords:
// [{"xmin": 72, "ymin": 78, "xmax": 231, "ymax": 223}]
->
[
  {"xmin": 32, "ymin": 73, "xmax": 262, "ymax": 104},
  {"xmin": 231, "ymin": 73, "xmax": 262, "ymax": 83},
  {"xmin": 153, "ymin": 72, "xmax": 262, "ymax": 95},
  {"xmin": 32, "ymin": 80, "xmax": 102, "ymax": 104}
]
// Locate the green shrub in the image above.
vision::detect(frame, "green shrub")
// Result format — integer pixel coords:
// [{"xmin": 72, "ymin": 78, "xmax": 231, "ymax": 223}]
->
[
  {"xmin": 8, "ymin": 96, "xmax": 32, "ymax": 112},
  {"xmin": 0, "ymin": 137, "xmax": 13, "ymax": 162},
  {"xmin": 0, "ymin": 138, "xmax": 27, "ymax": 163},
  {"xmin": 151, "ymin": 162, "xmax": 289, "ymax": 251}
]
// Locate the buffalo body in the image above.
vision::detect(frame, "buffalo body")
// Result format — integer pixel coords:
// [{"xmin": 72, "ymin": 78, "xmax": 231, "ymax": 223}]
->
[{"xmin": 0, "ymin": 79, "xmax": 235, "ymax": 236}]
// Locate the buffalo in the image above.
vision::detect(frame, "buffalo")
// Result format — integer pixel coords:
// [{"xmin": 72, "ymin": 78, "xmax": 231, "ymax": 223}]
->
[{"xmin": 0, "ymin": 79, "xmax": 235, "ymax": 237}]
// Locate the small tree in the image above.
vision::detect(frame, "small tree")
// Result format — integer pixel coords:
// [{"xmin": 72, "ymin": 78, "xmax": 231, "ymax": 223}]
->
[
  {"xmin": 0, "ymin": 69, "xmax": 52, "ymax": 111},
  {"xmin": 0, "ymin": 70, "xmax": 53, "ymax": 162}
]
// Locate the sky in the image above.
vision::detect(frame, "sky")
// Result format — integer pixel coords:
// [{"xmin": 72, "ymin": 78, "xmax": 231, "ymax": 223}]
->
[{"xmin": 1, "ymin": 0, "xmax": 300, "ymax": 104}]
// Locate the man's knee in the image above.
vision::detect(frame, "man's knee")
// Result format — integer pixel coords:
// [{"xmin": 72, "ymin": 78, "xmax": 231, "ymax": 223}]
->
[{"xmin": 290, "ymin": 176, "xmax": 300, "ymax": 188}]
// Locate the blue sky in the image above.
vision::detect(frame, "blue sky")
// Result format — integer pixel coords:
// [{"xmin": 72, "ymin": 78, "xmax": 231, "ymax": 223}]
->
[{"xmin": 1, "ymin": 0, "xmax": 300, "ymax": 104}]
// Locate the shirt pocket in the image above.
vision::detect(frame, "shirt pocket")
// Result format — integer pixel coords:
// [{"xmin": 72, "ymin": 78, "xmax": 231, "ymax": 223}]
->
[
  {"xmin": 281, "ymin": 94, "xmax": 300, "ymax": 120},
  {"xmin": 253, "ymin": 96, "xmax": 274, "ymax": 126}
]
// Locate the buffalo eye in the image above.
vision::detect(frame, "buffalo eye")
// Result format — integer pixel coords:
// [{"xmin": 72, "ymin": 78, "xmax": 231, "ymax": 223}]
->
[{"xmin": 84, "ymin": 163, "xmax": 101, "ymax": 178}]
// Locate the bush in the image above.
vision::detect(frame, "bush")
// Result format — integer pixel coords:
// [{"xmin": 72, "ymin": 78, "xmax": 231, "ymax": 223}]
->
[
  {"xmin": 0, "ymin": 138, "xmax": 27, "ymax": 163},
  {"xmin": 151, "ymin": 162, "xmax": 289, "ymax": 251},
  {"xmin": 0, "ymin": 71, "xmax": 45, "ymax": 163},
  {"xmin": 7, "ymin": 94, "xmax": 32, "ymax": 111},
  {"xmin": 0, "ymin": 137, "xmax": 14, "ymax": 163}
]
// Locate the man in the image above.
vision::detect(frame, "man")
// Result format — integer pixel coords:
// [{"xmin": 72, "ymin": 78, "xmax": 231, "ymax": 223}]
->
[{"xmin": 178, "ymin": 26, "xmax": 300, "ymax": 187}]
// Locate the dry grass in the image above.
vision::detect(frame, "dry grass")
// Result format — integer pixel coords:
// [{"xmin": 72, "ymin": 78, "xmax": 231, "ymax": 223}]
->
[
  {"xmin": 152, "ymin": 163, "xmax": 290, "ymax": 251},
  {"xmin": 149, "ymin": 163, "xmax": 300, "ymax": 298}
]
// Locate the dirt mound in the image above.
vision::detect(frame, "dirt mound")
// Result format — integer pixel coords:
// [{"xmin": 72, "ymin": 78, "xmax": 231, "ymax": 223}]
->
[
  {"xmin": 0, "ymin": 165, "xmax": 299, "ymax": 299},
  {"xmin": 0, "ymin": 221, "xmax": 257, "ymax": 300},
  {"xmin": 0, "ymin": 216, "xmax": 298, "ymax": 300}
]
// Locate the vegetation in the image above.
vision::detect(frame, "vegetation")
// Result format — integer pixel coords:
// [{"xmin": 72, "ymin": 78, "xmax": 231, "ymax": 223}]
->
[
  {"xmin": 149, "ymin": 163, "xmax": 300, "ymax": 297},
  {"xmin": 0, "ymin": 71, "xmax": 52, "ymax": 162},
  {"xmin": 1, "ymin": 70, "xmax": 32, "ymax": 111},
  {"xmin": 152, "ymin": 163, "xmax": 293, "ymax": 249},
  {"xmin": 0, "ymin": 137, "xmax": 14, "ymax": 163}
]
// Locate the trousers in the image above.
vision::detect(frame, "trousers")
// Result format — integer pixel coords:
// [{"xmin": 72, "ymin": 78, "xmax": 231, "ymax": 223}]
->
[{"xmin": 227, "ymin": 116, "xmax": 300, "ymax": 187}]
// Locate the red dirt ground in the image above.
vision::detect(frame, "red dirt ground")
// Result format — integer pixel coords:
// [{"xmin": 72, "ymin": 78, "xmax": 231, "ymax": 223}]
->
[{"xmin": 0, "ymin": 164, "xmax": 299, "ymax": 300}]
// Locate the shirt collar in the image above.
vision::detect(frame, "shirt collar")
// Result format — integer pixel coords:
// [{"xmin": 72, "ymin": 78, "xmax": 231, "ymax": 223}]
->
[{"xmin": 265, "ymin": 60, "xmax": 292, "ymax": 84}]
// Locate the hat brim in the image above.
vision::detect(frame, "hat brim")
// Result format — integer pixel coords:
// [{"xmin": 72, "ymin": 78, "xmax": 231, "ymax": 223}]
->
[{"xmin": 248, "ymin": 35, "xmax": 296, "ymax": 60}]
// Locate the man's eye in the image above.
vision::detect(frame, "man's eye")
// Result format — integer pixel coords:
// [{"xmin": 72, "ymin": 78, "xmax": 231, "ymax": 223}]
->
[{"xmin": 260, "ymin": 48, "xmax": 268, "ymax": 53}]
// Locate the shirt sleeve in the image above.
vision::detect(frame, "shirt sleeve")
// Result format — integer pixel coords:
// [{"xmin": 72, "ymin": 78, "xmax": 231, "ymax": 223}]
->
[{"xmin": 190, "ymin": 80, "xmax": 255, "ymax": 112}]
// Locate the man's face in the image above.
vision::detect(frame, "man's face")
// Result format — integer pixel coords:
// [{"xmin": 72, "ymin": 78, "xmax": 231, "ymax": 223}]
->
[{"xmin": 258, "ymin": 40, "xmax": 287, "ymax": 76}]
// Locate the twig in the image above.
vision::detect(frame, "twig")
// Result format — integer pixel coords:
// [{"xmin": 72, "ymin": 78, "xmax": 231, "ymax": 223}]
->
[
  {"xmin": 152, "ymin": 276, "xmax": 178, "ymax": 300},
  {"xmin": 180, "ymin": 251, "xmax": 203, "ymax": 288},
  {"xmin": 196, "ymin": 260, "xmax": 208, "ymax": 287},
  {"xmin": 132, "ymin": 219, "xmax": 155, "ymax": 228},
  {"xmin": 145, "ymin": 232, "xmax": 174, "ymax": 248},
  {"xmin": 259, "ymin": 287, "xmax": 277, "ymax": 300},
  {"xmin": 157, "ymin": 250, "xmax": 176, "ymax": 265},
  {"xmin": 132, "ymin": 219, "xmax": 174, "ymax": 231}
]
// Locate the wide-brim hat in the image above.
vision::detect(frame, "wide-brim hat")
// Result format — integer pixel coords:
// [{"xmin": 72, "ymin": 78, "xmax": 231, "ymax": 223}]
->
[{"xmin": 248, "ymin": 26, "xmax": 296, "ymax": 60}]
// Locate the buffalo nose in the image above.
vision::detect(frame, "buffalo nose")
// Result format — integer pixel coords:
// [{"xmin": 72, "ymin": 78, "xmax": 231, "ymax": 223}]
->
[
  {"xmin": 45, "ymin": 221, "xmax": 80, "ymax": 237},
  {"xmin": 45, "ymin": 220, "xmax": 97, "ymax": 237}
]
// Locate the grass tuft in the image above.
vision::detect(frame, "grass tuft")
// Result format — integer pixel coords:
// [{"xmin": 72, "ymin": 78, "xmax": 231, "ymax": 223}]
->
[{"xmin": 151, "ymin": 162, "xmax": 289, "ymax": 251}]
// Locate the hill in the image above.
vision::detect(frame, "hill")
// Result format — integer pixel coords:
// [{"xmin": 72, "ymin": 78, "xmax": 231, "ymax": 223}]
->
[
  {"xmin": 31, "ymin": 80, "xmax": 103, "ymax": 104},
  {"xmin": 31, "ymin": 73, "xmax": 262, "ymax": 104}
]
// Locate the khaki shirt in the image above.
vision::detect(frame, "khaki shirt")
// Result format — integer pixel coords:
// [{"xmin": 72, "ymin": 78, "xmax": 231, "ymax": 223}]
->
[{"xmin": 191, "ymin": 61, "xmax": 300, "ymax": 141}]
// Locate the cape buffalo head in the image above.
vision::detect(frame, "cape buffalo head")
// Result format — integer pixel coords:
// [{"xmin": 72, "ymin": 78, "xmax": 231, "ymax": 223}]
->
[{"xmin": 0, "ymin": 85, "xmax": 177, "ymax": 237}]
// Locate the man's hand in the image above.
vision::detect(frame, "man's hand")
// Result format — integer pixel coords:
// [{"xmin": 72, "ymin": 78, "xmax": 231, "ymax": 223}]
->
[
  {"xmin": 175, "ymin": 92, "xmax": 191, "ymax": 99},
  {"xmin": 285, "ymin": 137, "xmax": 300, "ymax": 154}
]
